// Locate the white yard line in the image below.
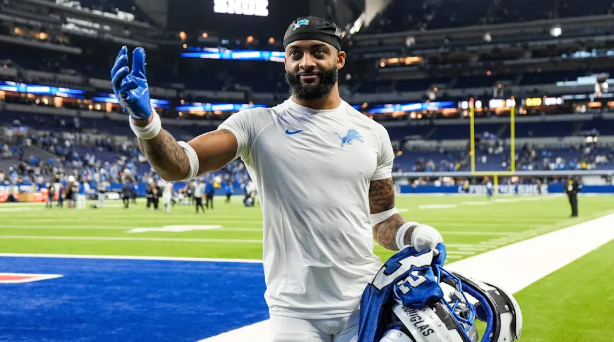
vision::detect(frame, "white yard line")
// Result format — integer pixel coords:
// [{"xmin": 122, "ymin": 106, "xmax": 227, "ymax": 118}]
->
[
  {"xmin": 0, "ymin": 208, "xmax": 45, "ymax": 212},
  {"xmin": 0, "ymin": 226, "xmax": 264, "ymax": 232},
  {"xmin": 439, "ymin": 231, "xmax": 514, "ymax": 235},
  {"xmin": 461, "ymin": 201, "xmax": 493, "ymax": 206},
  {"xmin": 418, "ymin": 204, "xmax": 458, "ymax": 210},
  {"xmin": 0, "ymin": 236, "xmax": 263, "ymax": 243},
  {"xmin": 197, "ymin": 213, "xmax": 614, "ymax": 342}
]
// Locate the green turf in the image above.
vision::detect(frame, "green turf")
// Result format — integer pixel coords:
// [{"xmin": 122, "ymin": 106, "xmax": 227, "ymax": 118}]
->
[
  {"xmin": 1, "ymin": 194, "xmax": 614, "ymax": 339},
  {"xmin": 0, "ymin": 194, "xmax": 612, "ymax": 262},
  {"xmin": 514, "ymin": 238, "xmax": 614, "ymax": 342}
]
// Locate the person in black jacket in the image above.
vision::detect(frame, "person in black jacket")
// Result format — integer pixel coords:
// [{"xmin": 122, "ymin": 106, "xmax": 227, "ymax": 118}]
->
[
  {"xmin": 566, "ymin": 176, "xmax": 582, "ymax": 217},
  {"xmin": 122, "ymin": 182, "xmax": 132, "ymax": 208}
]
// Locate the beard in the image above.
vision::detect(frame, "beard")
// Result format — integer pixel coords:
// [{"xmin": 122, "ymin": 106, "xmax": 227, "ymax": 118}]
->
[{"xmin": 284, "ymin": 66, "xmax": 338, "ymax": 101}]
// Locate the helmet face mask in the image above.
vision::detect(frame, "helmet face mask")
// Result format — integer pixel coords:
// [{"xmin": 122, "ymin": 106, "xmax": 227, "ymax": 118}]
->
[{"xmin": 380, "ymin": 267, "xmax": 522, "ymax": 342}]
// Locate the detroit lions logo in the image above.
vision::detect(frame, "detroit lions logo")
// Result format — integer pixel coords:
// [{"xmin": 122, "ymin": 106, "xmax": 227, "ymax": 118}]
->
[
  {"xmin": 294, "ymin": 19, "xmax": 309, "ymax": 29},
  {"xmin": 335, "ymin": 129, "xmax": 364, "ymax": 147}
]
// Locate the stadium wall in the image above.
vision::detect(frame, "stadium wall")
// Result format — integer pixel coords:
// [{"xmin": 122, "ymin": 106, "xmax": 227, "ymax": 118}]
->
[{"xmin": 399, "ymin": 184, "xmax": 614, "ymax": 194}]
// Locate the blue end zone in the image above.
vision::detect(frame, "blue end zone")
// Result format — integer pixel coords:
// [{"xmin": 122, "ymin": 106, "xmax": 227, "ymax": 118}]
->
[{"xmin": 0, "ymin": 257, "xmax": 268, "ymax": 342}]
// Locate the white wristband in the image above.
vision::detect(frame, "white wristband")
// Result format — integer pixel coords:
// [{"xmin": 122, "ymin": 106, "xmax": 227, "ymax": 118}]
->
[
  {"xmin": 370, "ymin": 207, "xmax": 399, "ymax": 226},
  {"xmin": 129, "ymin": 108, "xmax": 161, "ymax": 140},
  {"xmin": 396, "ymin": 221, "xmax": 419, "ymax": 250},
  {"xmin": 177, "ymin": 141, "xmax": 199, "ymax": 181}
]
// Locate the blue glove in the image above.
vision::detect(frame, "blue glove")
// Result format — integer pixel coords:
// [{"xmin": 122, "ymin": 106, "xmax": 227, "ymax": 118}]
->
[{"xmin": 111, "ymin": 46, "xmax": 152, "ymax": 120}]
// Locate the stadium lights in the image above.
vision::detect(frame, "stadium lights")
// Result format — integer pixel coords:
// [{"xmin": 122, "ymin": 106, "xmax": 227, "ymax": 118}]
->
[
  {"xmin": 179, "ymin": 31, "xmax": 187, "ymax": 40},
  {"xmin": 484, "ymin": 33, "xmax": 491, "ymax": 42},
  {"xmin": 181, "ymin": 49, "xmax": 285, "ymax": 62},
  {"xmin": 202, "ymin": 33, "xmax": 208, "ymax": 38},
  {"xmin": 406, "ymin": 37, "xmax": 415, "ymax": 47},
  {"xmin": 550, "ymin": 26, "xmax": 562, "ymax": 37}
]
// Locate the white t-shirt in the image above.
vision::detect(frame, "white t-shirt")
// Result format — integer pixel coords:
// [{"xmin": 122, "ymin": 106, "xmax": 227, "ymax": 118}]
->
[
  {"xmin": 163, "ymin": 181, "xmax": 173, "ymax": 197},
  {"xmin": 193, "ymin": 183, "xmax": 204, "ymax": 198},
  {"xmin": 219, "ymin": 99, "xmax": 394, "ymax": 319}
]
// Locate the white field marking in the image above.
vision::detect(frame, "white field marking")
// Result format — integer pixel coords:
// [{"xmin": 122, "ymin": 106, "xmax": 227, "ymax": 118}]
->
[
  {"xmin": 0, "ymin": 236, "xmax": 263, "ymax": 243},
  {"xmin": 0, "ymin": 202, "xmax": 46, "ymax": 207},
  {"xmin": 461, "ymin": 201, "xmax": 493, "ymax": 206},
  {"xmin": 0, "ymin": 272, "xmax": 63, "ymax": 283},
  {"xmin": 445, "ymin": 244, "xmax": 499, "ymax": 248},
  {"xmin": 0, "ymin": 253, "xmax": 263, "ymax": 263},
  {"xmin": 0, "ymin": 217, "xmax": 266, "ymax": 224},
  {"xmin": 439, "ymin": 231, "xmax": 515, "ymax": 236},
  {"xmin": 445, "ymin": 251, "xmax": 476, "ymax": 255},
  {"xmin": 456, "ymin": 247, "xmax": 491, "ymax": 252},
  {"xmin": 197, "ymin": 213, "xmax": 614, "ymax": 342},
  {"xmin": 0, "ymin": 208, "xmax": 44, "ymax": 212},
  {"xmin": 447, "ymin": 213, "xmax": 614, "ymax": 293},
  {"xmin": 418, "ymin": 204, "xmax": 457, "ymax": 210},
  {"xmin": 127, "ymin": 225, "xmax": 223, "ymax": 233},
  {"xmin": 493, "ymin": 198, "xmax": 519, "ymax": 203},
  {"xmin": 398, "ymin": 208, "xmax": 409, "ymax": 213},
  {"xmin": 0, "ymin": 226, "xmax": 264, "ymax": 232}
]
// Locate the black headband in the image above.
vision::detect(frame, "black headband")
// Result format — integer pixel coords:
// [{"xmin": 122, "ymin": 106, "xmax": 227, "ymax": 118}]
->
[{"xmin": 283, "ymin": 16, "xmax": 343, "ymax": 51}]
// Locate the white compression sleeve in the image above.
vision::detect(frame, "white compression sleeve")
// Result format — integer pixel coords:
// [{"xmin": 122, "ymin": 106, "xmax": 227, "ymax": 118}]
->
[
  {"xmin": 177, "ymin": 141, "xmax": 199, "ymax": 181},
  {"xmin": 370, "ymin": 208, "xmax": 399, "ymax": 226},
  {"xmin": 129, "ymin": 108, "xmax": 161, "ymax": 140}
]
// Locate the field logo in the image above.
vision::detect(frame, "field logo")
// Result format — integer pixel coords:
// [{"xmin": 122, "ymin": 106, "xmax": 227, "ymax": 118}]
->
[
  {"xmin": 0, "ymin": 273, "xmax": 63, "ymax": 283},
  {"xmin": 335, "ymin": 129, "xmax": 364, "ymax": 147}
]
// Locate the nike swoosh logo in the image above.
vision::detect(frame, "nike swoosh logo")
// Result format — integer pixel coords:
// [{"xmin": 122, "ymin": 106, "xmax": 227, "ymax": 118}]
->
[{"xmin": 285, "ymin": 129, "xmax": 304, "ymax": 135}]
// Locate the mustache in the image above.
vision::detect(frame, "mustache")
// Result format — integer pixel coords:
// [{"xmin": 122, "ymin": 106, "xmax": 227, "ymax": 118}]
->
[{"xmin": 296, "ymin": 71, "xmax": 321, "ymax": 76}]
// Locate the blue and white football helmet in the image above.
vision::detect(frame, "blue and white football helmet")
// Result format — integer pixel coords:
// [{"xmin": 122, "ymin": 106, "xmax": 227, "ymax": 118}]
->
[{"xmin": 380, "ymin": 268, "xmax": 522, "ymax": 342}]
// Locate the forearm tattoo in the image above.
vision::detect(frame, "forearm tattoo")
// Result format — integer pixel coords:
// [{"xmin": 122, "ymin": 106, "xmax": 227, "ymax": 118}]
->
[
  {"xmin": 138, "ymin": 129, "xmax": 188, "ymax": 178},
  {"xmin": 369, "ymin": 178, "xmax": 417, "ymax": 251},
  {"xmin": 372, "ymin": 215, "xmax": 417, "ymax": 251},
  {"xmin": 368, "ymin": 178, "xmax": 395, "ymax": 214}
]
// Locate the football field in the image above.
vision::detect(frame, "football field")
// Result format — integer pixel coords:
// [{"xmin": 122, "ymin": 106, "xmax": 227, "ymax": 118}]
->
[{"xmin": 1, "ymin": 194, "xmax": 613, "ymax": 341}]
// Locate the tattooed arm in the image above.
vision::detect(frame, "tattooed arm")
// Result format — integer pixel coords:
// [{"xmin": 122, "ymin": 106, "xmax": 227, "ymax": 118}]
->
[
  {"xmin": 134, "ymin": 117, "xmax": 238, "ymax": 181},
  {"xmin": 370, "ymin": 178, "xmax": 443, "ymax": 252},
  {"xmin": 369, "ymin": 178, "xmax": 416, "ymax": 251}
]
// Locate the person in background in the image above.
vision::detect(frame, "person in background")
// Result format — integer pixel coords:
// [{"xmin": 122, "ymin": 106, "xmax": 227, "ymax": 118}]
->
[
  {"xmin": 162, "ymin": 180, "xmax": 173, "ymax": 213},
  {"xmin": 185, "ymin": 182, "xmax": 194, "ymax": 205},
  {"xmin": 193, "ymin": 179, "xmax": 205, "ymax": 214},
  {"xmin": 65, "ymin": 175, "xmax": 75, "ymax": 209},
  {"xmin": 131, "ymin": 182, "xmax": 138, "ymax": 204},
  {"xmin": 485, "ymin": 176, "xmax": 493, "ymax": 200},
  {"xmin": 146, "ymin": 179, "xmax": 154, "ymax": 209},
  {"xmin": 463, "ymin": 179, "xmax": 470, "ymax": 194},
  {"xmin": 122, "ymin": 181, "xmax": 132, "ymax": 208},
  {"xmin": 57, "ymin": 181, "xmax": 64, "ymax": 208},
  {"xmin": 77, "ymin": 178, "xmax": 87, "ymax": 209},
  {"xmin": 205, "ymin": 178, "xmax": 215, "ymax": 210},
  {"xmin": 97, "ymin": 178, "xmax": 108, "ymax": 208},
  {"xmin": 224, "ymin": 181, "xmax": 233, "ymax": 203},
  {"xmin": 243, "ymin": 180, "xmax": 256, "ymax": 207},
  {"xmin": 46, "ymin": 182, "xmax": 56, "ymax": 208},
  {"xmin": 566, "ymin": 176, "xmax": 582, "ymax": 217},
  {"xmin": 152, "ymin": 180, "xmax": 160, "ymax": 210}
]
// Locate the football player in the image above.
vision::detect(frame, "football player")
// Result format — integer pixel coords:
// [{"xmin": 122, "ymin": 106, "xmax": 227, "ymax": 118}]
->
[{"xmin": 111, "ymin": 16, "xmax": 443, "ymax": 342}]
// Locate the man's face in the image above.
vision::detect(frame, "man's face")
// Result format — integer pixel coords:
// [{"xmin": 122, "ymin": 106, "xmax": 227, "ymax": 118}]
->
[{"xmin": 284, "ymin": 40, "xmax": 346, "ymax": 101}]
